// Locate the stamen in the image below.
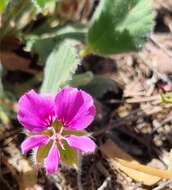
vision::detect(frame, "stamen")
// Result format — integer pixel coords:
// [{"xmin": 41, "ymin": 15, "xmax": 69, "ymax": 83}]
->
[
  {"xmin": 59, "ymin": 126, "xmax": 64, "ymax": 134},
  {"xmin": 59, "ymin": 141, "xmax": 65, "ymax": 150},
  {"xmin": 52, "ymin": 127, "xmax": 56, "ymax": 135}
]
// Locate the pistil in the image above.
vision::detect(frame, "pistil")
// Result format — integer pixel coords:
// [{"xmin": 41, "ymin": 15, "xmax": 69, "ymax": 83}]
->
[{"xmin": 51, "ymin": 125, "xmax": 66, "ymax": 150}]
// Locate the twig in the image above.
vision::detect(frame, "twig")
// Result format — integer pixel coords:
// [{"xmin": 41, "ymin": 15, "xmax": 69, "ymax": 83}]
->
[
  {"xmin": 96, "ymin": 162, "xmax": 110, "ymax": 177},
  {"xmin": 0, "ymin": 129, "xmax": 21, "ymax": 144},
  {"xmin": 104, "ymin": 94, "xmax": 161, "ymax": 104},
  {"xmin": 77, "ymin": 152, "xmax": 83, "ymax": 190},
  {"xmin": 93, "ymin": 108, "xmax": 146, "ymax": 137},
  {"xmin": 151, "ymin": 114, "xmax": 172, "ymax": 135},
  {"xmin": 127, "ymin": 182, "xmax": 143, "ymax": 190},
  {"xmin": 152, "ymin": 179, "xmax": 172, "ymax": 190},
  {"xmin": 97, "ymin": 177, "xmax": 111, "ymax": 190},
  {"xmin": 126, "ymin": 95, "xmax": 160, "ymax": 103},
  {"xmin": 150, "ymin": 35, "xmax": 172, "ymax": 58},
  {"xmin": 0, "ymin": 173, "xmax": 14, "ymax": 190}
]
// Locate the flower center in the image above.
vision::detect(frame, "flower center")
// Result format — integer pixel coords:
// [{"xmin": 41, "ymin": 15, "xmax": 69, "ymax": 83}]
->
[{"xmin": 49, "ymin": 119, "xmax": 66, "ymax": 149}]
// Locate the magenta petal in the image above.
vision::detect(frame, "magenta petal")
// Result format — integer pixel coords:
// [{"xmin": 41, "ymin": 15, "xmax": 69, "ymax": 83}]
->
[
  {"xmin": 66, "ymin": 135, "xmax": 96, "ymax": 153},
  {"xmin": 21, "ymin": 135, "xmax": 49, "ymax": 154},
  {"xmin": 17, "ymin": 90, "xmax": 55, "ymax": 132},
  {"xmin": 55, "ymin": 87, "xmax": 83, "ymax": 124},
  {"xmin": 55, "ymin": 87, "xmax": 96, "ymax": 130},
  {"xmin": 44, "ymin": 144, "xmax": 60, "ymax": 175}
]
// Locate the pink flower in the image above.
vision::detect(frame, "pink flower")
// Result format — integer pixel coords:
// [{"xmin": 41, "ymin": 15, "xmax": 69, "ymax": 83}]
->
[{"xmin": 18, "ymin": 87, "xmax": 96, "ymax": 174}]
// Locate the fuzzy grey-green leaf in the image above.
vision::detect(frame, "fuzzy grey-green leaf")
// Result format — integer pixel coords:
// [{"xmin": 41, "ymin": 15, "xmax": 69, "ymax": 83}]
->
[
  {"xmin": 40, "ymin": 40, "xmax": 79, "ymax": 94},
  {"xmin": 87, "ymin": 0, "xmax": 155, "ymax": 54}
]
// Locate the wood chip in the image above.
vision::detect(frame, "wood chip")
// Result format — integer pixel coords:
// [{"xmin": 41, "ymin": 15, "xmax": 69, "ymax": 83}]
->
[
  {"xmin": 100, "ymin": 139, "xmax": 161, "ymax": 186},
  {"xmin": 0, "ymin": 52, "xmax": 37, "ymax": 74}
]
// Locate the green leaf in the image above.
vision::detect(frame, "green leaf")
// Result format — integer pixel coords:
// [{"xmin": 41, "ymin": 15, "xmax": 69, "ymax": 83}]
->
[
  {"xmin": 24, "ymin": 24, "xmax": 86, "ymax": 65},
  {"xmin": 25, "ymin": 35, "xmax": 58, "ymax": 65},
  {"xmin": 36, "ymin": 0, "xmax": 50, "ymax": 6},
  {"xmin": 0, "ymin": 0, "xmax": 9, "ymax": 13},
  {"xmin": 80, "ymin": 75, "xmax": 121, "ymax": 99},
  {"xmin": 0, "ymin": 108, "xmax": 10, "ymax": 127},
  {"xmin": 86, "ymin": 0, "xmax": 155, "ymax": 55},
  {"xmin": 64, "ymin": 71, "xmax": 94, "ymax": 87},
  {"xmin": 33, "ymin": 0, "xmax": 57, "ymax": 9},
  {"xmin": 40, "ymin": 40, "xmax": 80, "ymax": 94},
  {"xmin": 161, "ymin": 93, "xmax": 172, "ymax": 104},
  {"xmin": 59, "ymin": 141, "xmax": 77, "ymax": 166}
]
